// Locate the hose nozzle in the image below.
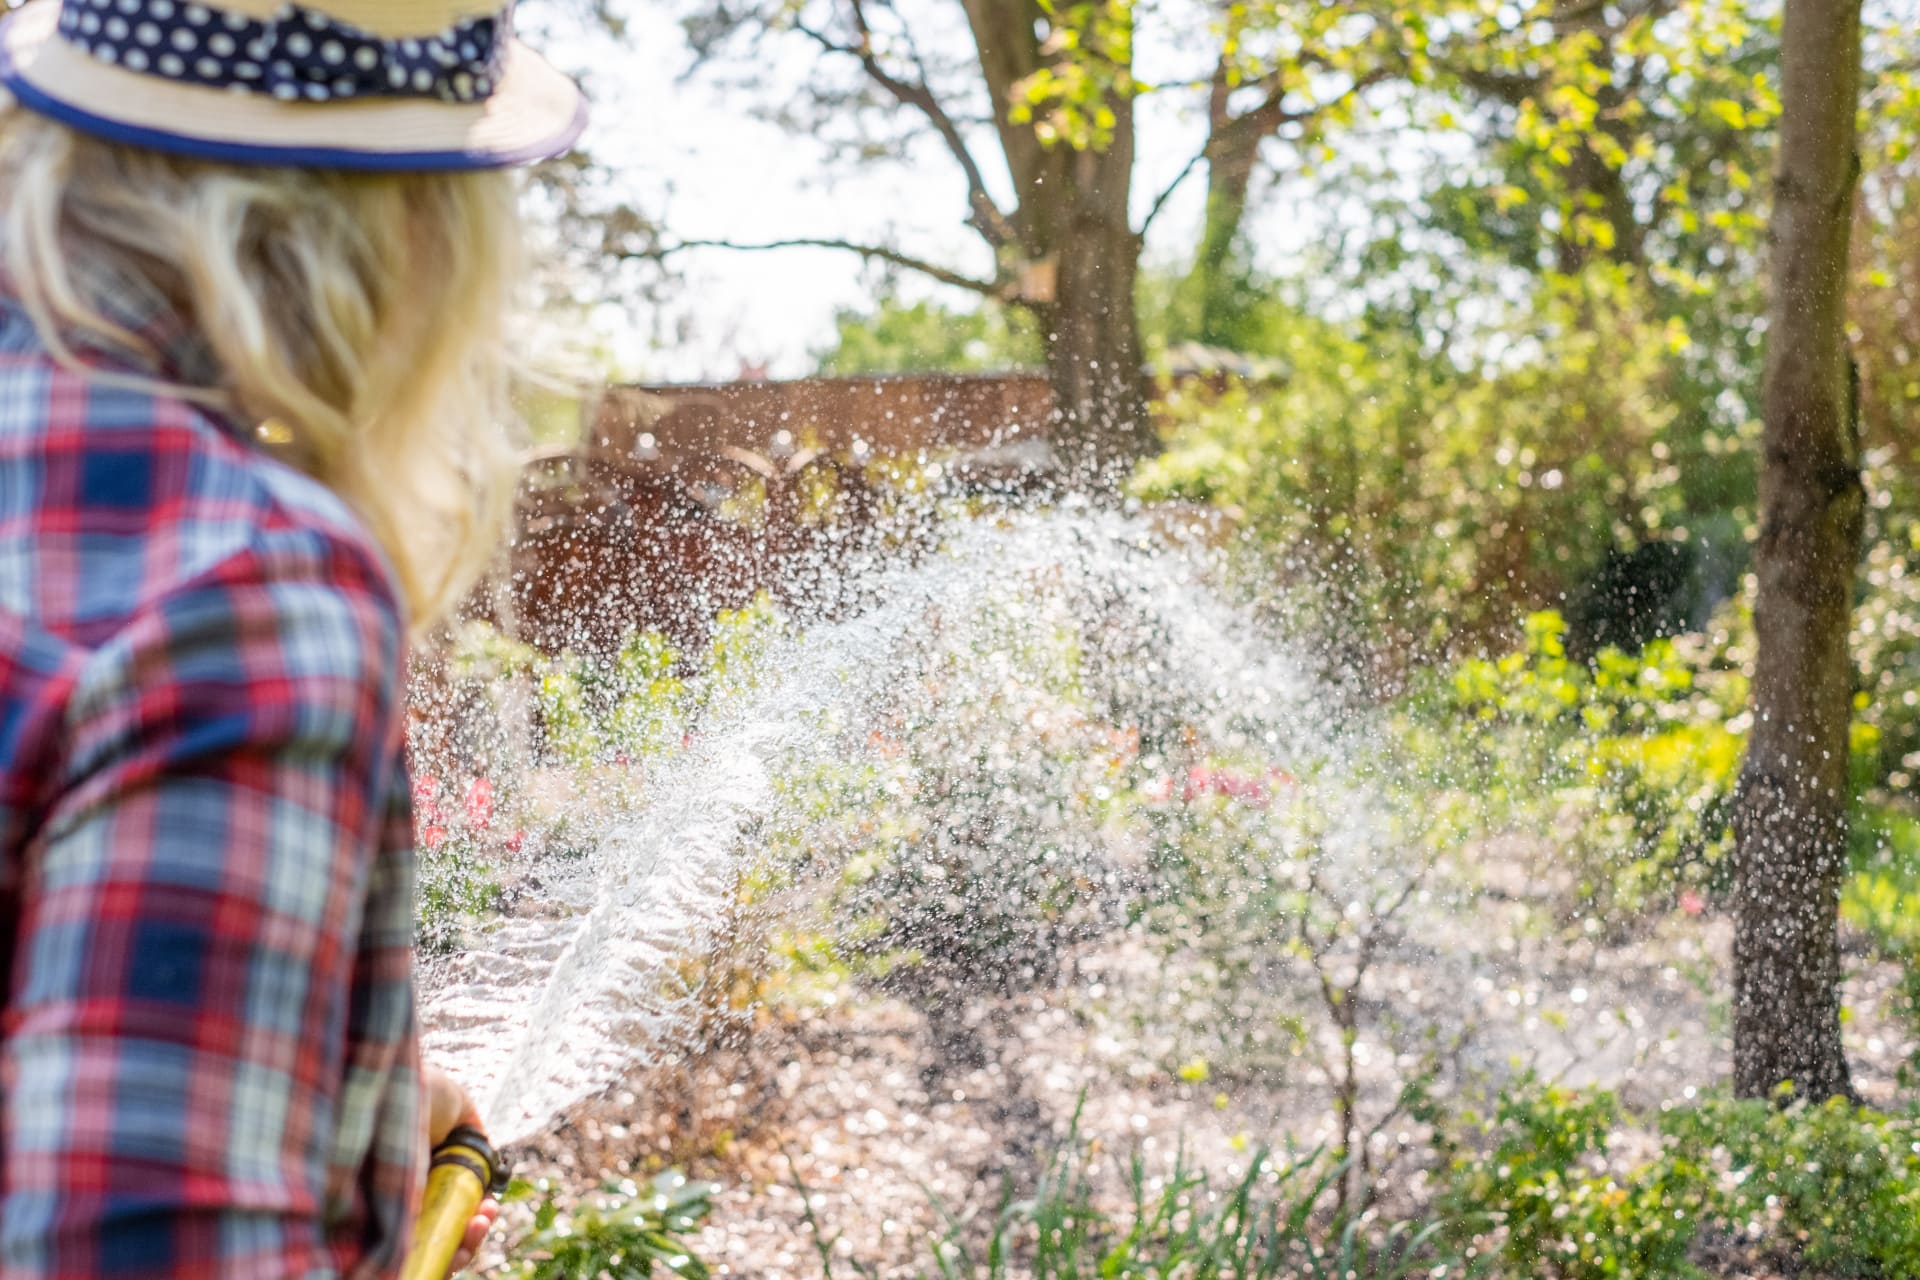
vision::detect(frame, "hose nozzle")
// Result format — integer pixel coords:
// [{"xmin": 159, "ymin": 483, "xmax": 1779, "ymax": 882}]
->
[{"xmin": 399, "ymin": 1125, "xmax": 509, "ymax": 1280}]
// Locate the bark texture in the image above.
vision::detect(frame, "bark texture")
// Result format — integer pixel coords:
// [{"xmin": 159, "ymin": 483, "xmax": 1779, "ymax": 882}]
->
[
  {"xmin": 963, "ymin": 0, "xmax": 1153, "ymax": 481},
  {"xmin": 1732, "ymin": 0, "xmax": 1865, "ymax": 1104},
  {"xmin": 1187, "ymin": 63, "xmax": 1272, "ymax": 347}
]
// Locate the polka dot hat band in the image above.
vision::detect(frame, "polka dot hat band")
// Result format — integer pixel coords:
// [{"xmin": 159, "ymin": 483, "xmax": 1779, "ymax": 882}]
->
[{"xmin": 0, "ymin": 0, "xmax": 586, "ymax": 169}]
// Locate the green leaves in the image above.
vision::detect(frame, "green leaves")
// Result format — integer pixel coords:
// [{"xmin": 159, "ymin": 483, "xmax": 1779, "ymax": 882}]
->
[
  {"xmin": 1009, "ymin": 0, "xmax": 1137, "ymax": 151},
  {"xmin": 817, "ymin": 295, "xmax": 1043, "ymax": 376},
  {"xmin": 503, "ymin": 1171, "xmax": 718, "ymax": 1280},
  {"xmin": 926, "ymin": 1114, "xmax": 1459, "ymax": 1278},
  {"xmin": 1440, "ymin": 1075, "xmax": 1709, "ymax": 1280}
]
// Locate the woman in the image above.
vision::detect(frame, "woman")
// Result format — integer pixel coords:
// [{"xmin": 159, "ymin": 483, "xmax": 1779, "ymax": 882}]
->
[{"xmin": 0, "ymin": 1, "xmax": 584, "ymax": 1274}]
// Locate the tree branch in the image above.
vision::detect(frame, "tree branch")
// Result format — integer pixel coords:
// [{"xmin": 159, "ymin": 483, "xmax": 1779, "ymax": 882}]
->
[
  {"xmin": 1212, "ymin": 63, "xmax": 1397, "ymax": 163},
  {"xmin": 656, "ymin": 237, "xmax": 1002, "ymax": 296},
  {"xmin": 792, "ymin": 3, "xmax": 1017, "ymax": 249},
  {"xmin": 1140, "ymin": 143, "xmax": 1208, "ymax": 236},
  {"xmin": 1451, "ymin": 63, "xmax": 1541, "ymax": 107}
]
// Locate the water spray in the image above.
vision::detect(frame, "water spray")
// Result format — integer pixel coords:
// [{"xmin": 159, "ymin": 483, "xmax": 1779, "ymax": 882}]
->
[{"xmin": 413, "ymin": 509, "xmax": 1326, "ymax": 1181}]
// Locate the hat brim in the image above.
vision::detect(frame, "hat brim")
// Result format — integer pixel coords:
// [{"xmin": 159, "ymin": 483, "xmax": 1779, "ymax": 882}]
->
[{"xmin": 0, "ymin": 2, "xmax": 586, "ymax": 171}]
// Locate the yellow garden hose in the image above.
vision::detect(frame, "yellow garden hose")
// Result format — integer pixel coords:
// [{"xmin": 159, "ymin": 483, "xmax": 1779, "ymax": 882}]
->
[{"xmin": 399, "ymin": 1125, "xmax": 508, "ymax": 1280}]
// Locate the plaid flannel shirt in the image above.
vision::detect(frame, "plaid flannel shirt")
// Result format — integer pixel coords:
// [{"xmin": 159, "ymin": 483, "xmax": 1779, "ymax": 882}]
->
[{"xmin": 0, "ymin": 272, "xmax": 422, "ymax": 1277}]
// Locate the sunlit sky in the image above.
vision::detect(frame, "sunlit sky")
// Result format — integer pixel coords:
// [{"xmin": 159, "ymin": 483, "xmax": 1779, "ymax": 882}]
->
[{"xmin": 537, "ymin": 2, "xmax": 1430, "ymax": 382}]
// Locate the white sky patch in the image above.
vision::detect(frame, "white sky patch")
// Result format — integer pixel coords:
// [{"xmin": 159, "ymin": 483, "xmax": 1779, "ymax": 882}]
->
[{"xmin": 533, "ymin": 1, "xmax": 1471, "ymax": 381}]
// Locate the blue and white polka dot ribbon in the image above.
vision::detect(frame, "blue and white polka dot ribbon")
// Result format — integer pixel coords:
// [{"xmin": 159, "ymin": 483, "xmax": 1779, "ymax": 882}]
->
[{"xmin": 55, "ymin": 0, "xmax": 507, "ymax": 104}]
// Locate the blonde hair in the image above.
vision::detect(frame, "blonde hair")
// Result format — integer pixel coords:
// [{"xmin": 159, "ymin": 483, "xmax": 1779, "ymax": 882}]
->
[{"xmin": 0, "ymin": 108, "xmax": 526, "ymax": 630}]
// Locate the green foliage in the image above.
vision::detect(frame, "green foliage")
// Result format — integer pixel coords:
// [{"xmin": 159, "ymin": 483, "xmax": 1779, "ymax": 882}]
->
[
  {"xmin": 699, "ymin": 594, "xmax": 788, "ymax": 706},
  {"xmin": 414, "ymin": 602, "xmax": 786, "ymax": 952},
  {"xmin": 1853, "ymin": 454, "xmax": 1920, "ymax": 797},
  {"xmin": 816, "ymin": 295, "xmax": 1042, "ymax": 376},
  {"xmin": 1401, "ymin": 611, "xmax": 1743, "ymax": 917},
  {"xmin": 416, "ymin": 836, "xmax": 504, "ymax": 955},
  {"xmin": 1008, "ymin": 1, "xmax": 1136, "ymax": 151},
  {"xmin": 1133, "ymin": 271, "xmax": 1705, "ymax": 655},
  {"xmin": 921, "ymin": 1116, "xmax": 1456, "ymax": 1279},
  {"xmin": 534, "ymin": 634, "xmax": 686, "ymax": 773},
  {"xmin": 533, "ymin": 597, "xmax": 780, "ymax": 772},
  {"xmin": 1666, "ymin": 1096, "xmax": 1920, "ymax": 1277},
  {"xmin": 1442, "ymin": 1077, "xmax": 1920, "ymax": 1279},
  {"xmin": 1140, "ymin": 266, "xmax": 1310, "ymax": 365},
  {"xmin": 1841, "ymin": 806, "xmax": 1920, "ymax": 956},
  {"xmin": 1427, "ymin": 0, "xmax": 1778, "ymax": 278},
  {"xmin": 1437, "ymin": 1076, "xmax": 1706, "ymax": 1279},
  {"xmin": 501, "ymin": 1171, "xmax": 716, "ymax": 1280},
  {"xmin": 1840, "ymin": 806, "xmax": 1920, "ymax": 1084},
  {"xmin": 1395, "ymin": 598, "xmax": 1905, "ymax": 926}
]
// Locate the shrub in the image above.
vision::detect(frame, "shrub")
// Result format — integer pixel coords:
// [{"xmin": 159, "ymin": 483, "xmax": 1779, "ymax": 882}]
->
[
  {"xmin": 1665, "ymin": 1096, "xmax": 1920, "ymax": 1277},
  {"xmin": 1436, "ymin": 1076, "xmax": 1707, "ymax": 1280},
  {"xmin": 411, "ymin": 600, "xmax": 788, "ymax": 956},
  {"xmin": 1854, "ymin": 452, "xmax": 1920, "ymax": 795},
  {"xmin": 1402, "ymin": 610, "xmax": 1744, "ymax": 918},
  {"xmin": 779, "ymin": 589, "xmax": 1134, "ymax": 1013},
  {"xmin": 1439, "ymin": 1075, "xmax": 1920, "ymax": 1280},
  {"xmin": 500, "ymin": 1170, "xmax": 716, "ymax": 1280},
  {"xmin": 1131, "ymin": 272, "xmax": 1705, "ymax": 659}
]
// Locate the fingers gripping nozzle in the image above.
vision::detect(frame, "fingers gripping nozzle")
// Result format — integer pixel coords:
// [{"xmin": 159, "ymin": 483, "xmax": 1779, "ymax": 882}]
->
[{"xmin": 399, "ymin": 1126, "xmax": 509, "ymax": 1280}]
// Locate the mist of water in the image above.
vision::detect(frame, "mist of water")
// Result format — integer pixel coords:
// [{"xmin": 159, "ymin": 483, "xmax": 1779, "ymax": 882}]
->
[{"xmin": 417, "ymin": 505, "xmax": 1377, "ymax": 1146}]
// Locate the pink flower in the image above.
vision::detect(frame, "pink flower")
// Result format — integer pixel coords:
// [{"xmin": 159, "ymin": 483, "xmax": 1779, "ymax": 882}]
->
[
  {"xmin": 505, "ymin": 829, "xmax": 526, "ymax": 854},
  {"xmin": 421, "ymin": 825, "xmax": 447, "ymax": 850},
  {"xmin": 411, "ymin": 776, "xmax": 445, "ymax": 827},
  {"xmin": 1183, "ymin": 765, "xmax": 1270, "ymax": 807},
  {"xmin": 1679, "ymin": 889, "xmax": 1706, "ymax": 917},
  {"xmin": 1218, "ymin": 771, "xmax": 1268, "ymax": 805},
  {"xmin": 463, "ymin": 777, "xmax": 494, "ymax": 832}
]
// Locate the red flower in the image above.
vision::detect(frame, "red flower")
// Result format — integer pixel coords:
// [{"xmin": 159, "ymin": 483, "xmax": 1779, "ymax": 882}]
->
[
  {"xmin": 421, "ymin": 825, "xmax": 447, "ymax": 850},
  {"xmin": 412, "ymin": 776, "xmax": 445, "ymax": 826},
  {"xmin": 505, "ymin": 829, "xmax": 526, "ymax": 854},
  {"xmin": 1679, "ymin": 889, "xmax": 1706, "ymax": 916},
  {"xmin": 463, "ymin": 777, "xmax": 494, "ymax": 832},
  {"xmin": 1182, "ymin": 765, "xmax": 1270, "ymax": 807}
]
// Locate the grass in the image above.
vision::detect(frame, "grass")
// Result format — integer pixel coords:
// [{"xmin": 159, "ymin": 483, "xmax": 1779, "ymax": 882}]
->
[{"xmin": 909, "ymin": 1110, "xmax": 1457, "ymax": 1280}]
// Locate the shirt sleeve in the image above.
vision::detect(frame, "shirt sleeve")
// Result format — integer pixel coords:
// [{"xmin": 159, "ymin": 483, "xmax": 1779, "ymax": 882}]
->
[{"xmin": 0, "ymin": 534, "xmax": 421, "ymax": 1279}]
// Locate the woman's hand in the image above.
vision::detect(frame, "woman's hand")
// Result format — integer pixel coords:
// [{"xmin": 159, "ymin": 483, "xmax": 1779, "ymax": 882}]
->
[
  {"xmin": 423, "ymin": 1065, "xmax": 503, "ymax": 1276},
  {"xmin": 424, "ymin": 1064, "xmax": 484, "ymax": 1146}
]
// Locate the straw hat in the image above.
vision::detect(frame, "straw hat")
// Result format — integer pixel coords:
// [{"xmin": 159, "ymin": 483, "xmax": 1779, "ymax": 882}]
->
[{"xmin": 0, "ymin": 0, "xmax": 586, "ymax": 170}]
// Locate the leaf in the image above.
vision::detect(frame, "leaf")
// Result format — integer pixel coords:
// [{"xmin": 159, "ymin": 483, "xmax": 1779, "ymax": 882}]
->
[{"xmin": 1707, "ymin": 97, "xmax": 1748, "ymax": 129}]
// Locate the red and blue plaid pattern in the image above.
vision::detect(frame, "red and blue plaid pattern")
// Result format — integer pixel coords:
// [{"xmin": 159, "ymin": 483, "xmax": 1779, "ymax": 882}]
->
[{"xmin": 0, "ymin": 273, "xmax": 422, "ymax": 1276}]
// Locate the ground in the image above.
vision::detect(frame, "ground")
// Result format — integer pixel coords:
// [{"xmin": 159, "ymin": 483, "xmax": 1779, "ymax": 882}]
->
[{"xmin": 472, "ymin": 843, "xmax": 1916, "ymax": 1279}]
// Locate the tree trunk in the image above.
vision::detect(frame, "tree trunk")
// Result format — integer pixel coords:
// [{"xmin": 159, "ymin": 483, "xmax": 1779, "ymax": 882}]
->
[
  {"xmin": 1188, "ymin": 65, "xmax": 1265, "ymax": 348},
  {"xmin": 1040, "ymin": 206, "xmax": 1150, "ymax": 484},
  {"xmin": 1039, "ymin": 109, "xmax": 1152, "ymax": 483},
  {"xmin": 964, "ymin": 0, "xmax": 1153, "ymax": 485},
  {"xmin": 1731, "ymin": 0, "xmax": 1865, "ymax": 1104}
]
